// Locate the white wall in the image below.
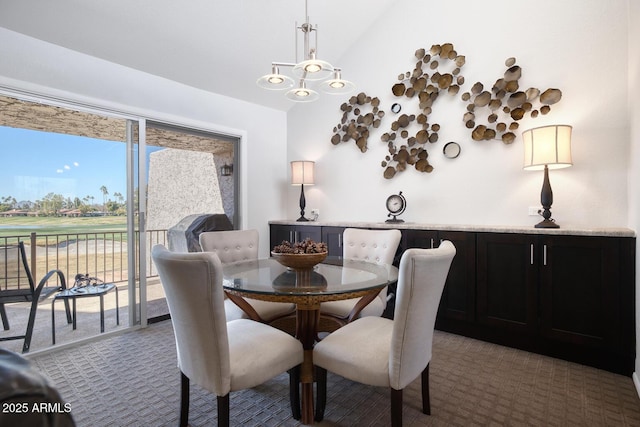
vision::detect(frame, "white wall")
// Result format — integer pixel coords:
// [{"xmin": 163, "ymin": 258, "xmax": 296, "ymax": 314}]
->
[
  {"xmin": 627, "ymin": 0, "xmax": 640, "ymax": 391},
  {"xmin": 287, "ymin": 0, "xmax": 630, "ymax": 228},
  {"xmin": 0, "ymin": 28, "xmax": 288, "ymax": 256}
]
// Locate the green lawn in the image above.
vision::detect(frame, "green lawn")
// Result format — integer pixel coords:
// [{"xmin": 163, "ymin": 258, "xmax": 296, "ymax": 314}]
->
[{"xmin": 0, "ymin": 216, "xmax": 128, "ymax": 240}]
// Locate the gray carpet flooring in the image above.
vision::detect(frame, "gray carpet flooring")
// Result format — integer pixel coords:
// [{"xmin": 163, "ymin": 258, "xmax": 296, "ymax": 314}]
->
[{"xmin": 20, "ymin": 320, "xmax": 640, "ymax": 426}]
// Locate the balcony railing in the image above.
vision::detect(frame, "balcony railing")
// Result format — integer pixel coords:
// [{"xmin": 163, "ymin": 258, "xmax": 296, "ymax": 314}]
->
[{"xmin": 0, "ymin": 230, "xmax": 167, "ymax": 290}]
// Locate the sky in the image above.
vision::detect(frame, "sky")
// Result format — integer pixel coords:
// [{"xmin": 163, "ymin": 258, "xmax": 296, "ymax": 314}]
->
[{"xmin": 0, "ymin": 125, "xmax": 128, "ymax": 204}]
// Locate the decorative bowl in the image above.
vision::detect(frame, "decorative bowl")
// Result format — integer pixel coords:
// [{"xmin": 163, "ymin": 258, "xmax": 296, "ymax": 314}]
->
[{"xmin": 270, "ymin": 251, "xmax": 328, "ymax": 270}]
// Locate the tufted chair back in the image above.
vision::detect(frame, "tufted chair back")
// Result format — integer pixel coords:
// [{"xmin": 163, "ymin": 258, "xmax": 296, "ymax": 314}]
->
[
  {"xmin": 343, "ymin": 228, "xmax": 401, "ymax": 265},
  {"xmin": 318, "ymin": 228, "xmax": 402, "ymax": 328},
  {"xmin": 198, "ymin": 229, "xmax": 295, "ymax": 323},
  {"xmin": 343, "ymin": 228, "xmax": 401, "ymax": 307},
  {"xmin": 199, "ymin": 229, "xmax": 259, "ymax": 264}
]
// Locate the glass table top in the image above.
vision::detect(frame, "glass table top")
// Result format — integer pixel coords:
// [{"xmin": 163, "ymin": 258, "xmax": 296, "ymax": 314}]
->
[{"xmin": 222, "ymin": 257, "xmax": 398, "ymax": 297}]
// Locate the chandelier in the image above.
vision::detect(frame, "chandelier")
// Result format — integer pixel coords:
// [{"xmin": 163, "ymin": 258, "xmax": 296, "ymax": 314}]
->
[{"xmin": 256, "ymin": 0, "xmax": 354, "ymax": 102}]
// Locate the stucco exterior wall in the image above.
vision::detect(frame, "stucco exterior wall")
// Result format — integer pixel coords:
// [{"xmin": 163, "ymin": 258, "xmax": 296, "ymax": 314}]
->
[{"xmin": 147, "ymin": 148, "xmax": 223, "ymax": 230}]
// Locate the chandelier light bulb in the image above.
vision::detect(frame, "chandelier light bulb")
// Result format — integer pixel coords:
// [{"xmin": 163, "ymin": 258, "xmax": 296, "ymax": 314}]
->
[
  {"xmin": 256, "ymin": 65, "xmax": 295, "ymax": 90},
  {"xmin": 293, "ymin": 58, "xmax": 333, "ymax": 81},
  {"xmin": 286, "ymin": 83, "xmax": 319, "ymax": 102},
  {"xmin": 319, "ymin": 69, "xmax": 355, "ymax": 95},
  {"xmin": 305, "ymin": 63, "xmax": 322, "ymax": 73}
]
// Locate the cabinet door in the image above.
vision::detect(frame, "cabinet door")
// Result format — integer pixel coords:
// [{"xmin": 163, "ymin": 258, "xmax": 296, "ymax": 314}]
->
[
  {"xmin": 270, "ymin": 224, "xmax": 293, "ymax": 249},
  {"xmin": 437, "ymin": 231, "xmax": 476, "ymax": 322},
  {"xmin": 476, "ymin": 233, "xmax": 538, "ymax": 332},
  {"xmin": 294, "ymin": 225, "xmax": 322, "ymax": 243},
  {"xmin": 321, "ymin": 226, "xmax": 346, "ymax": 257},
  {"xmin": 404, "ymin": 229, "xmax": 438, "ymax": 250},
  {"xmin": 538, "ymin": 235, "xmax": 619, "ymax": 347},
  {"xmin": 269, "ymin": 224, "xmax": 321, "ymax": 249},
  {"xmin": 403, "ymin": 230, "xmax": 475, "ymax": 322}
]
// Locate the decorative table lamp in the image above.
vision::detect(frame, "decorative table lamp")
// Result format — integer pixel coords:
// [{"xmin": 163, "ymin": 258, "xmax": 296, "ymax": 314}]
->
[
  {"xmin": 291, "ymin": 160, "xmax": 315, "ymax": 221},
  {"xmin": 522, "ymin": 125, "xmax": 572, "ymax": 228}
]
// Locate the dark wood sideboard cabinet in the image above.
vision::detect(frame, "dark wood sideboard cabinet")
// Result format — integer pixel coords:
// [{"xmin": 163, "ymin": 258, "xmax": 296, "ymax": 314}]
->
[
  {"xmin": 270, "ymin": 224, "xmax": 322, "ymax": 248},
  {"xmin": 269, "ymin": 222, "xmax": 636, "ymax": 375}
]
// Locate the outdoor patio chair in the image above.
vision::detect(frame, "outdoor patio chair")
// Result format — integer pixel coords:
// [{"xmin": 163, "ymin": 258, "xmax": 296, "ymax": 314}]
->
[{"xmin": 0, "ymin": 242, "xmax": 72, "ymax": 353}]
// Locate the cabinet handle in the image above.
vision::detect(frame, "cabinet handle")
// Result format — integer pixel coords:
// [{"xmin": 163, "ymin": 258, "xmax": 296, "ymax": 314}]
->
[
  {"xmin": 543, "ymin": 244, "xmax": 547, "ymax": 266},
  {"xmin": 338, "ymin": 234, "xmax": 342, "ymax": 247},
  {"xmin": 430, "ymin": 238, "xmax": 434, "ymax": 249},
  {"xmin": 530, "ymin": 244, "xmax": 534, "ymax": 265}
]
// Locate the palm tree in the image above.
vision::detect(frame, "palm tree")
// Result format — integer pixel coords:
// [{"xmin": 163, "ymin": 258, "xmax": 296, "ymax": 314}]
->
[{"xmin": 100, "ymin": 186, "xmax": 109, "ymax": 213}]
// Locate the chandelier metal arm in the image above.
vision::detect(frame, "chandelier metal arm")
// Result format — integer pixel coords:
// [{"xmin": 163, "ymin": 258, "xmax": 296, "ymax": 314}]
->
[{"xmin": 271, "ymin": 62, "xmax": 296, "ymax": 69}]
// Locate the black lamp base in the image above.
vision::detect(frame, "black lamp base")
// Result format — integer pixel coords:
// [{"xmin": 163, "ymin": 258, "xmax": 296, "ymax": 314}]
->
[
  {"xmin": 296, "ymin": 184, "xmax": 308, "ymax": 222},
  {"xmin": 535, "ymin": 165, "xmax": 561, "ymax": 229},
  {"xmin": 534, "ymin": 218, "xmax": 559, "ymax": 228}
]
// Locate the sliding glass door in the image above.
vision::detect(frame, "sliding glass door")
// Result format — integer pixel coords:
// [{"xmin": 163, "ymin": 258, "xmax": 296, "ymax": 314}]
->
[
  {"xmin": 0, "ymin": 92, "xmax": 143, "ymax": 350},
  {"xmin": 144, "ymin": 121, "xmax": 238, "ymax": 322},
  {"xmin": 0, "ymin": 91, "xmax": 240, "ymax": 346}
]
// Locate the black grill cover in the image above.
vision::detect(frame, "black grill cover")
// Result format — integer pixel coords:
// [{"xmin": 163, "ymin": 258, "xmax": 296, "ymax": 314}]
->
[{"xmin": 168, "ymin": 214, "xmax": 233, "ymax": 252}]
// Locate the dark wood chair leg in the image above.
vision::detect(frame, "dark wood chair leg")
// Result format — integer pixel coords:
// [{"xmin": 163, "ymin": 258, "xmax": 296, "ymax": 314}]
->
[
  {"xmin": 289, "ymin": 366, "xmax": 301, "ymax": 420},
  {"xmin": 180, "ymin": 372, "xmax": 190, "ymax": 427},
  {"xmin": 390, "ymin": 387, "xmax": 403, "ymax": 427},
  {"xmin": 422, "ymin": 363, "xmax": 431, "ymax": 415},
  {"xmin": 315, "ymin": 367, "xmax": 327, "ymax": 422},
  {"xmin": 217, "ymin": 394, "xmax": 230, "ymax": 427}
]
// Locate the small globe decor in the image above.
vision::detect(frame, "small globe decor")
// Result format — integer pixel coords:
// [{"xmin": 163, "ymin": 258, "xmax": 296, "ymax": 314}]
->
[{"xmin": 271, "ymin": 238, "xmax": 328, "ymax": 271}]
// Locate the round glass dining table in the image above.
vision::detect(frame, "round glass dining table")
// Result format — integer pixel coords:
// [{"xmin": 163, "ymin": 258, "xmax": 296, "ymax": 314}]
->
[
  {"xmin": 222, "ymin": 257, "xmax": 398, "ymax": 425},
  {"xmin": 222, "ymin": 257, "xmax": 397, "ymax": 303}
]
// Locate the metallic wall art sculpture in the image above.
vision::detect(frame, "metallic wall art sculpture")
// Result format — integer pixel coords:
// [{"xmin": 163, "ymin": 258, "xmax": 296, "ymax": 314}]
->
[
  {"xmin": 329, "ymin": 44, "xmax": 563, "ymax": 180},
  {"xmin": 331, "ymin": 92, "xmax": 384, "ymax": 153},
  {"xmin": 461, "ymin": 57, "xmax": 562, "ymax": 144},
  {"xmin": 381, "ymin": 43, "xmax": 466, "ymax": 179}
]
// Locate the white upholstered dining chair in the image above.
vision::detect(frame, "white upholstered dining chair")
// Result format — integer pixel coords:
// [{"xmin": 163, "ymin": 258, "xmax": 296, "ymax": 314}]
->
[
  {"xmin": 151, "ymin": 245, "xmax": 304, "ymax": 427},
  {"xmin": 313, "ymin": 241, "xmax": 456, "ymax": 426},
  {"xmin": 199, "ymin": 229, "xmax": 296, "ymax": 322},
  {"xmin": 319, "ymin": 228, "xmax": 401, "ymax": 329}
]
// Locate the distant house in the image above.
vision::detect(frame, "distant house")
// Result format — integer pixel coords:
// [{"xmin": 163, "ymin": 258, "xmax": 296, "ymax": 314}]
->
[
  {"xmin": 0, "ymin": 209, "xmax": 28, "ymax": 217},
  {"xmin": 59, "ymin": 208, "xmax": 82, "ymax": 217}
]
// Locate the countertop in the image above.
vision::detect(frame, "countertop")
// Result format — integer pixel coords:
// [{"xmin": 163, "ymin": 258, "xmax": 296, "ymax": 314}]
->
[{"xmin": 269, "ymin": 220, "xmax": 636, "ymax": 238}]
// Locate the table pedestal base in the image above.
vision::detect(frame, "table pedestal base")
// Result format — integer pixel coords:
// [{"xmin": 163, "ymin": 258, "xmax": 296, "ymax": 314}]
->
[{"xmin": 296, "ymin": 305, "xmax": 319, "ymax": 425}]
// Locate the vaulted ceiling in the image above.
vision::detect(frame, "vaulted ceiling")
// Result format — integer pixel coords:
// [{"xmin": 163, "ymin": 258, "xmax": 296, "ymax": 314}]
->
[{"xmin": 0, "ymin": 0, "xmax": 395, "ymax": 111}]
